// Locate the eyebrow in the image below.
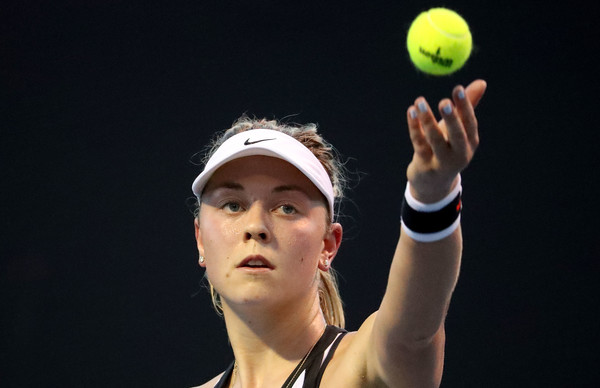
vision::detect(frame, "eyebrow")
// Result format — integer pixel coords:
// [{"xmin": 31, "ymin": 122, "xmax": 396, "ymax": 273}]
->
[
  {"xmin": 272, "ymin": 184, "xmax": 305, "ymax": 194},
  {"xmin": 208, "ymin": 181, "xmax": 244, "ymax": 192}
]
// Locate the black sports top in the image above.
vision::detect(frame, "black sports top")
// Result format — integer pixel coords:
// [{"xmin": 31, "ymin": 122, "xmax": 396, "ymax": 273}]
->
[{"xmin": 212, "ymin": 325, "xmax": 347, "ymax": 388}]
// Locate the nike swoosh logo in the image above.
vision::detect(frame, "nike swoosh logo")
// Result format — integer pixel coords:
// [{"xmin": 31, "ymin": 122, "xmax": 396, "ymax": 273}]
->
[{"xmin": 244, "ymin": 138, "xmax": 276, "ymax": 145}]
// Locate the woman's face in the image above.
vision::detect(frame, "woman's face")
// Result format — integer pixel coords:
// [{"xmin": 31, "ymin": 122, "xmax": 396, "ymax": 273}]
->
[{"xmin": 195, "ymin": 155, "xmax": 341, "ymax": 312}]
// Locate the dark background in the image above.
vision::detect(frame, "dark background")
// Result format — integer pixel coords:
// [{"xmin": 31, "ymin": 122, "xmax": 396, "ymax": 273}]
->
[{"xmin": 2, "ymin": 0, "xmax": 598, "ymax": 386}]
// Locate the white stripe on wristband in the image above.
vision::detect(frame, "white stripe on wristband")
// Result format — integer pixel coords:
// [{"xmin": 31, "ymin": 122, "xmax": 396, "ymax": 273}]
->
[
  {"xmin": 401, "ymin": 215, "xmax": 461, "ymax": 242},
  {"xmin": 401, "ymin": 175, "xmax": 462, "ymax": 243},
  {"xmin": 404, "ymin": 175, "xmax": 462, "ymax": 212}
]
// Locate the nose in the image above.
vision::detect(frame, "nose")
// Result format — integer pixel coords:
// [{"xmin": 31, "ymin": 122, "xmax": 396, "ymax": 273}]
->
[{"xmin": 243, "ymin": 203, "xmax": 271, "ymax": 243}]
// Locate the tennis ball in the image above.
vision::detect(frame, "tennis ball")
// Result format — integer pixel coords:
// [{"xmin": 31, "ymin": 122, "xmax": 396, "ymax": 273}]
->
[{"xmin": 406, "ymin": 8, "xmax": 472, "ymax": 76}]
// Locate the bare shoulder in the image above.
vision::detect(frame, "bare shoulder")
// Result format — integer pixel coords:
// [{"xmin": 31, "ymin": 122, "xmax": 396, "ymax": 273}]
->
[
  {"xmin": 320, "ymin": 312, "xmax": 388, "ymax": 387},
  {"xmin": 190, "ymin": 372, "xmax": 225, "ymax": 388}
]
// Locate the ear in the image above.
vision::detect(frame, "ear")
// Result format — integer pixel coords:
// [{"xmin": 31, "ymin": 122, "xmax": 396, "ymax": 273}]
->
[
  {"xmin": 319, "ymin": 222, "xmax": 343, "ymax": 271},
  {"xmin": 194, "ymin": 218, "xmax": 206, "ymax": 268}
]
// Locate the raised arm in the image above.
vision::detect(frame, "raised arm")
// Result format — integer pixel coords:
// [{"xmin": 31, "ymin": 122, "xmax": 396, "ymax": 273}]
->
[{"xmin": 368, "ymin": 80, "xmax": 487, "ymax": 387}]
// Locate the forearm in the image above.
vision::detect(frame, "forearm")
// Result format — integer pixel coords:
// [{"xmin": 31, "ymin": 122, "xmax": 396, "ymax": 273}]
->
[{"xmin": 378, "ymin": 227, "xmax": 462, "ymax": 346}]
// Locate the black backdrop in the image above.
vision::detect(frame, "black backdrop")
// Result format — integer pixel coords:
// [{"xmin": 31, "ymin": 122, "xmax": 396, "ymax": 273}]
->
[{"xmin": 2, "ymin": 0, "xmax": 598, "ymax": 386}]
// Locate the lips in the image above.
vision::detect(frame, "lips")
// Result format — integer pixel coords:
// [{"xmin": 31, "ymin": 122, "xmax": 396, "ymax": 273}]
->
[{"xmin": 237, "ymin": 255, "xmax": 274, "ymax": 269}]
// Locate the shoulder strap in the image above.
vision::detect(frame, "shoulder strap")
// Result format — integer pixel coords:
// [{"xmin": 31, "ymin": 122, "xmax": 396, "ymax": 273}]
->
[
  {"xmin": 303, "ymin": 326, "xmax": 347, "ymax": 387},
  {"xmin": 278, "ymin": 325, "xmax": 347, "ymax": 387},
  {"xmin": 214, "ymin": 326, "xmax": 347, "ymax": 388},
  {"xmin": 212, "ymin": 361, "xmax": 235, "ymax": 388}
]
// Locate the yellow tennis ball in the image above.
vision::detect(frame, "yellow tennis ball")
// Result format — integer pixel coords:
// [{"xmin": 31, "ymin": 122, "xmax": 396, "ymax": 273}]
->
[{"xmin": 406, "ymin": 8, "xmax": 472, "ymax": 76}]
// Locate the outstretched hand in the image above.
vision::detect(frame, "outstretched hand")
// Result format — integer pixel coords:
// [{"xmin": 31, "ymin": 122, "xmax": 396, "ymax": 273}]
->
[{"xmin": 406, "ymin": 79, "xmax": 487, "ymax": 203}]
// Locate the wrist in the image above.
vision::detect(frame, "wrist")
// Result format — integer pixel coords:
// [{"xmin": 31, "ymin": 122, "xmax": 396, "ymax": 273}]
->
[
  {"xmin": 408, "ymin": 175, "xmax": 461, "ymax": 204},
  {"xmin": 406, "ymin": 175, "xmax": 461, "ymax": 209},
  {"xmin": 401, "ymin": 175, "xmax": 462, "ymax": 242}
]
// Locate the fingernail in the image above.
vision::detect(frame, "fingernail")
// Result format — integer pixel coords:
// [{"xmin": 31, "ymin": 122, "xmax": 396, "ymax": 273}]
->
[
  {"xmin": 418, "ymin": 101, "xmax": 427, "ymax": 113},
  {"xmin": 442, "ymin": 104, "xmax": 452, "ymax": 115},
  {"xmin": 409, "ymin": 109, "xmax": 417, "ymax": 119},
  {"xmin": 458, "ymin": 88, "xmax": 465, "ymax": 100}
]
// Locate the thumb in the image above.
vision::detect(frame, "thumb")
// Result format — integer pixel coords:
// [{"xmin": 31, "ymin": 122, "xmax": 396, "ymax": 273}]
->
[{"xmin": 465, "ymin": 79, "xmax": 487, "ymax": 109}]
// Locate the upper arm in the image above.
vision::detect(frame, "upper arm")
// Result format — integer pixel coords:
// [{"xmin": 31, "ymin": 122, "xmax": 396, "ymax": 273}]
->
[
  {"xmin": 324, "ymin": 311, "xmax": 445, "ymax": 388},
  {"xmin": 369, "ymin": 314, "xmax": 446, "ymax": 388},
  {"xmin": 325, "ymin": 229, "xmax": 461, "ymax": 387}
]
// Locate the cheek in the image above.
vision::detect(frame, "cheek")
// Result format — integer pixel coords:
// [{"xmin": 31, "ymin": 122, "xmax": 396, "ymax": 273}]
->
[
  {"xmin": 201, "ymin": 220, "xmax": 238, "ymax": 280},
  {"xmin": 199, "ymin": 216, "xmax": 241, "ymax": 260},
  {"xmin": 283, "ymin": 222, "xmax": 324, "ymax": 263},
  {"xmin": 200, "ymin": 212, "xmax": 238, "ymax": 239}
]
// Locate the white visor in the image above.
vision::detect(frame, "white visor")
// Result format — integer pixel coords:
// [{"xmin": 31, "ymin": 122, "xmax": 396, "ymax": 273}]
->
[{"xmin": 191, "ymin": 129, "xmax": 335, "ymax": 220}]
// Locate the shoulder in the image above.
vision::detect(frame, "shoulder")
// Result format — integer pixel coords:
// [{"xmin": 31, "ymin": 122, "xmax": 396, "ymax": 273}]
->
[
  {"xmin": 190, "ymin": 372, "xmax": 225, "ymax": 388},
  {"xmin": 322, "ymin": 311, "xmax": 446, "ymax": 388},
  {"xmin": 320, "ymin": 313, "xmax": 387, "ymax": 387}
]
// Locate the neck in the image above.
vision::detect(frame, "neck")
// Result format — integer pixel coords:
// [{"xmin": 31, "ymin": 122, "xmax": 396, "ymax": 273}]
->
[{"xmin": 222, "ymin": 292, "xmax": 327, "ymax": 387}]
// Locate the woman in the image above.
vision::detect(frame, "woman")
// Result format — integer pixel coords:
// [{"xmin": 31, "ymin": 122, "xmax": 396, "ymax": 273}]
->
[{"xmin": 191, "ymin": 79, "xmax": 487, "ymax": 388}]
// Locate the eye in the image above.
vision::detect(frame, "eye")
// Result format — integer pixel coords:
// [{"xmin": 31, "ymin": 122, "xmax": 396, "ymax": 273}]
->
[
  {"xmin": 279, "ymin": 204, "xmax": 297, "ymax": 215},
  {"xmin": 223, "ymin": 202, "xmax": 242, "ymax": 213}
]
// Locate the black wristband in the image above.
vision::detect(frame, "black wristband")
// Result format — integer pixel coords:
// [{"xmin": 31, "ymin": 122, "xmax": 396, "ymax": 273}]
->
[
  {"xmin": 400, "ymin": 178, "xmax": 463, "ymax": 242},
  {"xmin": 401, "ymin": 191, "xmax": 462, "ymax": 234}
]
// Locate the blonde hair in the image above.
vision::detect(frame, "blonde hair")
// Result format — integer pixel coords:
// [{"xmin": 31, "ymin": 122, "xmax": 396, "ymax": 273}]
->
[{"xmin": 196, "ymin": 115, "xmax": 347, "ymax": 328}]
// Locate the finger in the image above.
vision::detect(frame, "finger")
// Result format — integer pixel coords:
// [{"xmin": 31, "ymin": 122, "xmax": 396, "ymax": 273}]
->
[
  {"xmin": 406, "ymin": 106, "xmax": 433, "ymax": 159},
  {"xmin": 438, "ymin": 99, "xmax": 467, "ymax": 154},
  {"xmin": 415, "ymin": 97, "xmax": 449, "ymax": 158},
  {"xmin": 453, "ymin": 83, "xmax": 482, "ymax": 144},
  {"xmin": 464, "ymin": 79, "xmax": 487, "ymax": 108}
]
